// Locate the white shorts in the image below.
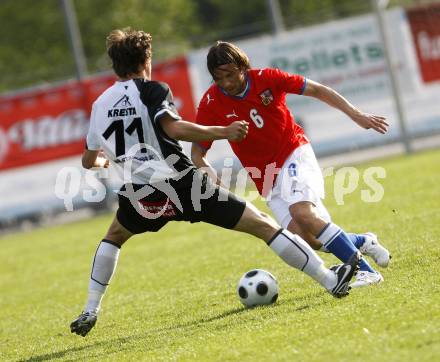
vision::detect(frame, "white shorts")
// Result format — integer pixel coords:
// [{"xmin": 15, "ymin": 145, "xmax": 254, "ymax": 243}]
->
[{"xmin": 266, "ymin": 143, "xmax": 331, "ymax": 228}]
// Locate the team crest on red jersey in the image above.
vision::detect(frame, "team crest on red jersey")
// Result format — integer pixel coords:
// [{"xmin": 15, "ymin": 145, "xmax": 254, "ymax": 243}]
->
[{"xmin": 259, "ymin": 89, "xmax": 274, "ymax": 106}]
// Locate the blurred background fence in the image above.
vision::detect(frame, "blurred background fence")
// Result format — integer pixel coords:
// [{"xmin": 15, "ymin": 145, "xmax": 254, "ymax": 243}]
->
[{"xmin": 1, "ymin": 0, "xmax": 439, "ymax": 231}]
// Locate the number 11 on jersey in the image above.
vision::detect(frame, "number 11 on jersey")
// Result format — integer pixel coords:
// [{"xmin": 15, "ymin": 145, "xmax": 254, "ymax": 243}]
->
[{"xmin": 102, "ymin": 117, "xmax": 146, "ymax": 157}]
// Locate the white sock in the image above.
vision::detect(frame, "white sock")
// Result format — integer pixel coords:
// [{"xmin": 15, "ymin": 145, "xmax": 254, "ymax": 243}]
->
[
  {"xmin": 268, "ymin": 229, "xmax": 336, "ymax": 290},
  {"xmin": 84, "ymin": 240, "xmax": 120, "ymax": 313}
]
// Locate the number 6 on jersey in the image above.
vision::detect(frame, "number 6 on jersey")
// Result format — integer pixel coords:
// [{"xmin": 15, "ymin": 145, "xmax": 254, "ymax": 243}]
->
[{"xmin": 250, "ymin": 108, "xmax": 264, "ymax": 128}]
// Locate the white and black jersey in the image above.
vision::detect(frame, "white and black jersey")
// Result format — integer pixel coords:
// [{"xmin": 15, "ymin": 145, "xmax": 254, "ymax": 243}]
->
[
  {"xmin": 86, "ymin": 79, "xmax": 194, "ymax": 185},
  {"xmin": 87, "ymin": 78, "xmax": 246, "ymax": 234}
]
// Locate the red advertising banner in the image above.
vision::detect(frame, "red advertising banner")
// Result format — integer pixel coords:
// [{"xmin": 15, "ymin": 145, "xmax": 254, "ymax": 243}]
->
[
  {"xmin": 407, "ymin": 3, "xmax": 440, "ymax": 83},
  {"xmin": 0, "ymin": 56, "xmax": 195, "ymax": 171}
]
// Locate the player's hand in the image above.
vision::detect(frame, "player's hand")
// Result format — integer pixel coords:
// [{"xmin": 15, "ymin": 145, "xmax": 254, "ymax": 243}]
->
[
  {"xmin": 352, "ymin": 112, "xmax": 389, "ymax": 134},
  {"xmin": 226, "ymin": 121, "xmax": 249, "ymax": 142}
]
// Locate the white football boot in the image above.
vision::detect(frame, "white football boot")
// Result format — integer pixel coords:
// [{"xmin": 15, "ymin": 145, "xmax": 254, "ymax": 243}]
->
[
  {"xmin": 350, "ymin": 270, "xmax": 384, "ymax": 288},
  {"xmin": 360, "ymin": 232, "xmax": 391, "ymax": 268}
]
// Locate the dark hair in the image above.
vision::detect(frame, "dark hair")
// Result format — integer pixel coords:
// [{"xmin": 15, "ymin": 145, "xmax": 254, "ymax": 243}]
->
[
  {"xmin": 106, "ymin": 28, "xmax": 152, "ymax": 78},
  {"xmin": 207, "ymin": 41, "xmax": 250, "ymax": 77}
]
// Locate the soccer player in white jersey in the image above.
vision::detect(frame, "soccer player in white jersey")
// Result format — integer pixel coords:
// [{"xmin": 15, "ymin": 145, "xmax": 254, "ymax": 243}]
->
[{"xmin": 70, "ymin": 29, "xmax": 360, "ymax": 337}]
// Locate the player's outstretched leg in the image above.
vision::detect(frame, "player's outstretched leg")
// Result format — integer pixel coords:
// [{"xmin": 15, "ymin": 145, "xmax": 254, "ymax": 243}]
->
[
  {"xmin": 268, "ymin": 229, "xmax": 360, "ymax": 297},
  {"xmin": 233, "ymin": 202, "xmax": 359, "ymax": 298}
]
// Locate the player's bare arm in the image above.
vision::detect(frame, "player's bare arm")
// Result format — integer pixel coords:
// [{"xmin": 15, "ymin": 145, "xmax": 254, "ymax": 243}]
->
[
  {"xmin": 159, "ymin": 113, "xmax": 249, "ymax": 142},
  {"xmin": 303, "ymin": 79, "xmax": 389, "ymax": 134},
  {"xmin": 81, "ymin": 150, "xmax": 109, "ymax": 169}
]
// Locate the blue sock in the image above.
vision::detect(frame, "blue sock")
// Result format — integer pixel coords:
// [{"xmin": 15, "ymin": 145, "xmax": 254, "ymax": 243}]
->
[
  {"xmin": 347, "ymin": 233, "xmax": 366, "ymax": 249},
  {"xmin": 317, "ymin": 223, "xmax": 375, "ymax": 273}
]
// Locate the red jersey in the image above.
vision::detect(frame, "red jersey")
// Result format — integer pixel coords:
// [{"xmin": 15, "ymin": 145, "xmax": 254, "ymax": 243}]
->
[{"xmin": 196, "ymin": 68, "xmax": 309, "ymax": 196}]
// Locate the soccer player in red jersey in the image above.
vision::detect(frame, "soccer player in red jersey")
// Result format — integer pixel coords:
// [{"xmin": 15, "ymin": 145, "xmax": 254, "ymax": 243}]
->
[{"xmin": 192, "ymin": 41, "xmax": 391, "ymax": 288}]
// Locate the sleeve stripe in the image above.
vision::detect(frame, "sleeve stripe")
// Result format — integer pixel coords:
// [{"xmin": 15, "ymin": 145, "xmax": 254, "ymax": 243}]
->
[
  {"xmin": 299, "ymin": 78, "xmax": 307, "ymax": 95},
  {"xmin": 154, "ymin": 108, "xmax": 181, "ymax": 121}
]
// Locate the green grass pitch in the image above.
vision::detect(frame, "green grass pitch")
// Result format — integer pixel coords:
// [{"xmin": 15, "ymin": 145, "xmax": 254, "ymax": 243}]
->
[{"xmin": 1, "ymin": 149, "xmax": 439, "ymax": 361}]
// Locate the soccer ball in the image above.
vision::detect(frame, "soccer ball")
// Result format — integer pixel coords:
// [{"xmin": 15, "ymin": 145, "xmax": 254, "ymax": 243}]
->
[{"xmin": 237, "ymin": 269, "xmax": 279, "ymax": 307}]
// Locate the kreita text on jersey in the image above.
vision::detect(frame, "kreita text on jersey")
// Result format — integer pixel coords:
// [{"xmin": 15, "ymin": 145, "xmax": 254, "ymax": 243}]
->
[{"xmin": 108, "ymin": 107, "xmax": 137, "ymax": 118}]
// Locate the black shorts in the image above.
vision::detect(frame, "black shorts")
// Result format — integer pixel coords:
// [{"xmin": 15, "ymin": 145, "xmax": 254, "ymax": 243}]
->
[{"xmin": 116, "ymin": 169, "xmax": 246, "ymax": 234}]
